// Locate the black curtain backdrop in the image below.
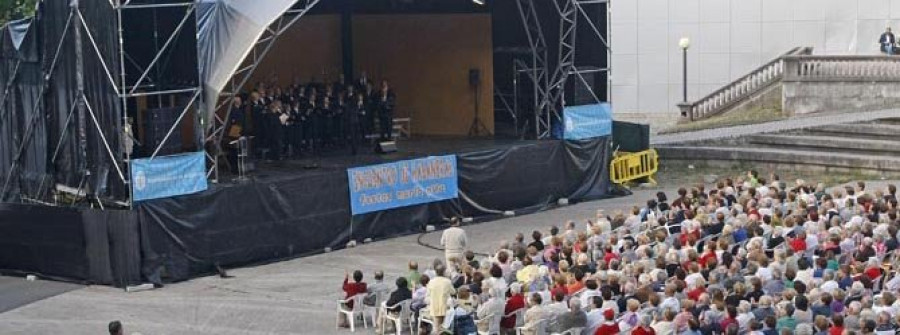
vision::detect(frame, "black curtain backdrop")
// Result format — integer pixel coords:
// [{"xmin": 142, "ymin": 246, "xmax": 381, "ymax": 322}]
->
[
  {"xmin": 0, "ymin": 0, "xmax": 126, "ymax": 202},
  {"xmin": 137, "ymin": 137, "xmax": 612, "ymax": 282},
  {"xmin": 0, "ymin": 138, "xmax": 613, "ymax": 284},
  {"xmin": 0, "ymin": 203, "xmax": 140, "ymax": 286},
  {"xmin": 0, "ymin": 17, "xmax": 46, "ymax": 201}
]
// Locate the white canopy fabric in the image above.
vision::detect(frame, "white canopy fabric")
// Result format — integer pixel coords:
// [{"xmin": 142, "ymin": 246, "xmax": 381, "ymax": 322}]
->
[{"xmin": 196, "ymin": 0, "xmax": 297, "ymax": 129}]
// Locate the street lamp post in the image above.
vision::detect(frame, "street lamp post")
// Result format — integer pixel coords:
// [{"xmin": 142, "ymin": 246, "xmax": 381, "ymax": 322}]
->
[{"xmin": 677, "ymin": 37, "xmax": 692, "ymax": 120}]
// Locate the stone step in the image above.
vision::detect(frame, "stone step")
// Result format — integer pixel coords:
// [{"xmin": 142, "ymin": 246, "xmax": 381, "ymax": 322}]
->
[
  {"xmin": 745, "ymin": 134, "xmax": 900, "ymax": 156},
  {"xmin": 803, "ymin": 123, "xmax": 900, "ymax": 140},
  {"xmin": 658, "ymin": 146, "xmax": 900, "ymax": 172}
]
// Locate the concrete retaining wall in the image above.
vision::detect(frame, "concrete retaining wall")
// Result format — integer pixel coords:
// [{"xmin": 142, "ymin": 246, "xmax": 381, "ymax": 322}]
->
[{"xmin": 783, "ymin": 81, "xmax": 900, "ymax": 115}]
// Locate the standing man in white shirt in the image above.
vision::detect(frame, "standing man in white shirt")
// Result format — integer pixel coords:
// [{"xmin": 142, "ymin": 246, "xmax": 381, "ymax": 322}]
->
[{"xmin": 441, "ymin": 217, "xmax": 467, "ymax": 272}]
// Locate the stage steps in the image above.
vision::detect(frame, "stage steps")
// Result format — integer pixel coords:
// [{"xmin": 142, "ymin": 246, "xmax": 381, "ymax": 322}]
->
[{"xmin": 656, "ymin": 115, "xmax": 900, "ymax": 174}]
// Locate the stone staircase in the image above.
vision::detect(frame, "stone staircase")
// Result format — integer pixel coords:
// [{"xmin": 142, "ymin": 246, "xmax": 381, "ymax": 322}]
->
[{"xmin": 656, "ymin": 116, "xmax": 900, "ymax": 173}]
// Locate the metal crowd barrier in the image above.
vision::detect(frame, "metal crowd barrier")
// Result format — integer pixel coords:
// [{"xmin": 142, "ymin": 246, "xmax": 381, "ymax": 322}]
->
[{"xmin": 610, "ymin": 148, "xmax": 659, "ymax": 186}]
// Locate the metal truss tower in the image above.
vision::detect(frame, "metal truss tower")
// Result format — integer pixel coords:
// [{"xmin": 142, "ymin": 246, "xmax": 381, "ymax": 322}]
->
[{"xmin": 517, "ymin": 0, "xmax": 611, "ymax": 139}]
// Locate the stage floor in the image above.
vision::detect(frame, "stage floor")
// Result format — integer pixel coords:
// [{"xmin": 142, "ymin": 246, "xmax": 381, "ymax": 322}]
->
[{"xmin": 222, "ymin": 137, "xmax": 542, "ymax": 184}]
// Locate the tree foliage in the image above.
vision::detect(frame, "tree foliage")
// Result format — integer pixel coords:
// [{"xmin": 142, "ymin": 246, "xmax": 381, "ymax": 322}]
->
[{"xmin": 0, "ymin": 0, "xmax": 37, "ymax": 26}]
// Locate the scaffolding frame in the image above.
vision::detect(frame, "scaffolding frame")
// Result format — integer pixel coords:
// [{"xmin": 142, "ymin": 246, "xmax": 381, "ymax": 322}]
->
[
  {"xmin": 516, "ymin": 0, "xmax": 611, "ymax": 139},
  {"xmin": 204, "ymin": 0, "xmax": 322, "ymax": 183},
  {"xmin": 1, "ymin": 0, "xmax": 203, "ymax": 206}
]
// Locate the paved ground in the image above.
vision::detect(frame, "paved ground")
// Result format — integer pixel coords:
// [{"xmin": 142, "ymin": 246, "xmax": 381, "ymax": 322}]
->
[
  {"xmin": 651, "ymin": 108, "xmax": 900, "ymax": 145},
  {"xmin": 0, "ymin": 276, "xmax": 81, "ymax": 314},
  {"xmin": 0, "ymin": 187, "xmax": 667, "ymax": 335}
]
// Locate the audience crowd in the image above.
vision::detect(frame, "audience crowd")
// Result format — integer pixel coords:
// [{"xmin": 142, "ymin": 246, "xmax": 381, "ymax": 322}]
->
[{"xmin": 339, "ymin": 171, "xmax": 900, "ymax": 335}]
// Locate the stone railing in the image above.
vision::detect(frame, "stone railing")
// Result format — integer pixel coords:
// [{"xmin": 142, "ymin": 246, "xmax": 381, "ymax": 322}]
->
[
  {"xmin": 679, "ymin": 47, "xmax": 813, "ymax": 121},
  {"xmin": 782, "ymin": 55, "xmax": 900, "ymax": 115},
  {"xmin": 782, "ymin": 55, "xmax": 900, "ymax": 82}
]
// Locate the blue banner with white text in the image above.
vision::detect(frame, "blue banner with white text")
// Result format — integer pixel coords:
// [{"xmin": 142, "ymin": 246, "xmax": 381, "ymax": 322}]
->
[
  {"xmin": 131, "ymin": 151, "xmax": 208, "ymax": 202},
  {"xmin": 563, "ymin": 103, "xmax": 612, "ymax": 140},
  {"xmin": 347, "ymin": 155, "xmax": 459, "ymax": 215}
]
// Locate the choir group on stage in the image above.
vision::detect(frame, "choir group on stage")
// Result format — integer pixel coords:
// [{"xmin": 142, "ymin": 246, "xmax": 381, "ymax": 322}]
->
[{"xmin": 227, "ymin": 73, "xmax": 396, "ymax": 159}]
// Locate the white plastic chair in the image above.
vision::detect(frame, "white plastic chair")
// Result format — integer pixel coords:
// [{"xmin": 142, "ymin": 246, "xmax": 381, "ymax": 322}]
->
[
  {"xmin": 476, "ymin": 313, "xmax": 501, "ymax": 335},
  {"xmin": 380, "ymin": 299, "xmax": 413, "ymax": 335},
  {"xmin": 417, "ymin": 307, "xmax": 436, "ymax": 334},
  {"xmin": 336, "ymin": 294, "xmax": 368, "ymax": 332},
  {"xmin": 516, "ymin": 318, "xmax": 548, "ymax": 335},
  {"xmin": 367, "ymin": 291, "xmax": 390, "ymax": 326}
]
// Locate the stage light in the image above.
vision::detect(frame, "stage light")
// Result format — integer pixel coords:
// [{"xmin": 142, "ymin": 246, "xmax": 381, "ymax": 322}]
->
[{"xmin": 472, "ymin": 0, "xmax": 485, "ymax": 6}]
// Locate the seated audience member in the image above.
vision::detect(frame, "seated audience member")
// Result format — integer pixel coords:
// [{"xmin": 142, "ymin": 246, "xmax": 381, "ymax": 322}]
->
[
  {"xmin": 544, "ymin": 290, "xmax": 569, "ymax": 318},
  {"xmin": 339, "ymin": 270, "xmax": 367, "ymax": 327},
  {"xmin": 631, "ymin": 314, "xmax": 657, "ymax": 335},
  {"xmin": 385, "ymin": 277, "xmax": 412, "ymax": 313},
  {"xmin": 377, "ymin": 277, "xmax": 412, "ymax": 333},
  {"xmin": 476, "ymin": 288, "xmax": 506, "ymax": 333},
  {"xmin": 500, "ymin": 283, "xmax": 525, "ymax": 331},
  {"xmin": 411, "ymin": 275, "xmax": 429, "ymax": 313},
  {"xmin": 108, "ymin": 321, "xmax": 123, "ymax": 335},
  {"xmin": 519, "ymin": 293, "xmax": 547, "ymax": 335},
  {"xmin": 594, "ymin": 308, "xmax": 620, "ymax": 335},
  {"xmin": 365, "ymin": 270, "xmax": 391, "ymax": 306},
  {"xmin": 342, "ymin": 269, "xmax": 367, "ymax": 306},
  {"xmin": 547, "ymin": 298, "xmax": 587, "ymax": 334}
]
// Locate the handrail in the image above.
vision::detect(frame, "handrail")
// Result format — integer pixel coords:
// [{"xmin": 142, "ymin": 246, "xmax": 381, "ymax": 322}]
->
[
  {"xmin": 783, "ymin": 54, "xmax": 900, "ymax": 82},
  {"xmin": 680, "ymin": 47, "xmax": 813, "ymax": 121}
]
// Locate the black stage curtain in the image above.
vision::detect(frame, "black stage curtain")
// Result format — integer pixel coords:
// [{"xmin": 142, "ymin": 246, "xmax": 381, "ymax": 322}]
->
[
  {"xmin": 137, "ymin": 137, "xmax": 613, "ymax": 282},
  {"xmin": 0, "ymin": 203, "xmax": 140, "ymax": 286},
  {"xmin": 0, "ymin": 17, "xmax": 47, "ymax": 201},
  {"xmin": 40, "ymin": 0, "xmax": 125, "ymax": 202},
  {"xmin": 137, "ymin": 169, "xmax": 354, "ymax": 281}
]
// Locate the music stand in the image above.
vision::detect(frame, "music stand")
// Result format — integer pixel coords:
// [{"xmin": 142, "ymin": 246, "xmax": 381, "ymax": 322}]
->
[{"xmin": 229, "ymin": 136, "xmax": 254, "ymax": 182}]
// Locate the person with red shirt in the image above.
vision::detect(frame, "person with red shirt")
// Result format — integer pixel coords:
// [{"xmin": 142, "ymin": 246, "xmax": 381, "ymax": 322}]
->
[
  {"xmin": 719, "ymin": 305, "xmax": 739, "ymax": 331},
  {"xmin": 699, "ymin": 244, "xmax": 717, "ymax": 268},
  {"xmin": 501, "ymin": 283, "xmax": 526, "ymax": 330},
  {"xmin": 594, "ymin": 308, "xmax": 619, "ymax": 335},
  {"xmin": 602, "ymin": 246, "xmax": 618, "ymax": 266},
  {"xmin": 342, "ymin": 270, "xmax": 367, "ymax": 308},
  {"xmin": 631, "ymin": 313, "xmax": 656, "ymax": 335},
  {"xmin": 551, "ymin": 274, "xmax": 568, "ymax": 299},
  {"xmin": 864, "ymin": 264, "xmax": 882, "ymax": 281},
  {"xmin": 828, "ymin": 314, "xmax": 845, "ymax": 335},
  {"xmin": 789, "ymin": 232, "xmax": 807, "ymax": 253},
  {"xmin": 339, "ymin": 270, "xmax": 367, "ymax": 328}
]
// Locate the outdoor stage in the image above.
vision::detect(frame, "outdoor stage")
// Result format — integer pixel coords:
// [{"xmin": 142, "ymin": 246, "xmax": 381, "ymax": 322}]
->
[{"xmin": 0, "ymin": 136, "xmax": 616, "ymax": 285}]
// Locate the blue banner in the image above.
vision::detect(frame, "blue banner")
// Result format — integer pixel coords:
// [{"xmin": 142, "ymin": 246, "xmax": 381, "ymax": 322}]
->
[
  {"xmin": 347, "ymin": 155, "xmax": 458, "ymax": 215},
  {"xmin": 131, "ymin": 151, "xmax": 208, "ymax": 202},
  {"xmin": 563, "ymin": 103, "xmax": 612, "ymax": 140}
]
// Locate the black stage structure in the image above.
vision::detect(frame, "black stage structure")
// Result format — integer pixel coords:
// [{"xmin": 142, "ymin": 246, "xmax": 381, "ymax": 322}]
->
[{"xmin": 0, "ymin": 0, "xmax": 617, "ymax": 286}]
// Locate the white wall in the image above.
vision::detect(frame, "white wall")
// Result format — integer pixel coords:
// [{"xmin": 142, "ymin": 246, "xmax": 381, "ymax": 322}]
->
[{"xmin": 611, "ymin": 0, "xmax": 900, "ymax": 129}]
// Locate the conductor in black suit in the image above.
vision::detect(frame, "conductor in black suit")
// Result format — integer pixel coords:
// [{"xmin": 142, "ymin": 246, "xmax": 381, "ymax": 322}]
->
[
  {"xmin": 377, "ymin": 80, "xmax": 396, "ymax": 140},
  {"xmin": 881, "ymin": 27, "xmax": 896, "ymax": 55}
]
